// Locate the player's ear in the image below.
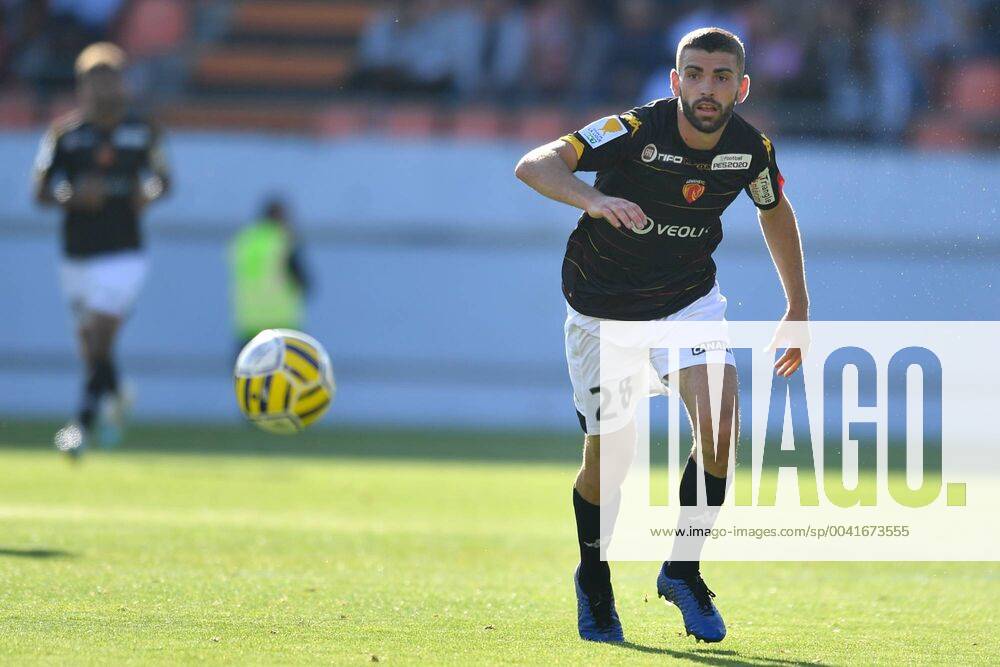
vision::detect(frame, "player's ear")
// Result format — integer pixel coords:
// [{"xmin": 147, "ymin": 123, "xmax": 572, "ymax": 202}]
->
[
  {"xmin": 737, "ymin": 74, "xmax": 750, "ymax": 104},
  {"xmin": 669, "ymin": 69, "xmax": 681, "ymax": 97}
]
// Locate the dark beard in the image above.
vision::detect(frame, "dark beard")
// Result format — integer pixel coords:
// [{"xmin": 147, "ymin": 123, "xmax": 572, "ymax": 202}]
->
[{"xmin": 679, "ymin": 96, "xmax": 735, "ymax": 134}]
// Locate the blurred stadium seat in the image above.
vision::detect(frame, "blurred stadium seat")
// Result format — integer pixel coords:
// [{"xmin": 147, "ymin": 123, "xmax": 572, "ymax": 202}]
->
[
  {"xmin": 0, "ymin": 90, "xmax": 34, "ymax": 127},
  {"xmin": 159, "ymin": 100, "xmax": 317, "ymax": 133},
  {"xmin": 231, "ymin": 1, "xmax": 372, "ymax": 39},
  {"xmin": 194, "ymin": 48, "xmax": 353, "ymax": 93},
  {"xmin": 515, "ymin": 108, "xmax": 572, "ymax": 143},
  {"xmin": 119, "ymin": 0, "xmax": 188, "ymax": 58},
  {"xmin": 0, "ymin": 0, "xmax": 993, "ymax": 144},
  {"xmin": 384, "ymin": 105, "xmax": 437, "ymax": 137},
  {"xmin": 316, "ymin": 104, "xmax": 367, "ymax": 136},
  {"xmin": 951, "ymin": 59, "xmax": 1000, "ymax": 119},
  {"xmin": 452, "ymin": 108, "xmax": 504, "ymax": 140},
  {"xmin": 913, "ymin": 114, "xmax": 971, "ymax": 150},
  {"xmin": 191, "ymin": 0, "xmax": 368, "ymax": 98}
]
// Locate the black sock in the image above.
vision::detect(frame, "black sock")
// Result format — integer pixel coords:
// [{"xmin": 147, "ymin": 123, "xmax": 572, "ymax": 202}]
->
[
  {"xmin": 101, "ymin": 358, "xmax": 119, "ymax": 395},
  {"xmin": 665, "ymin": 457, "xmax": 728, "ymax": 579},
  {"xmin": 678, "ymin": 456, "xmax": 728, "ymax": 506},
  {"xmin": 573, "ymin": 488, "xmax": 611, "ymax": 594},
  {"xmin": 78, "ymin": 358, "xmax": 116, "ymax": 430}
]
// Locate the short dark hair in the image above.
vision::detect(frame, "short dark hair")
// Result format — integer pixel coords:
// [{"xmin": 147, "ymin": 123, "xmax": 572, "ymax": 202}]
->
[
  {"xmin": 262, "ymin": 196, "xmax": 287, "ymax": 221},
  {"xmin": 676, "ymin": 27, "xmax": 746, "ymax": 75}
]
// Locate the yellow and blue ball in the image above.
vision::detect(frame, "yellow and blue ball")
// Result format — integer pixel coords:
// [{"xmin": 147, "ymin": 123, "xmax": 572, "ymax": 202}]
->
[{"xmin": 234, "ymin": 329, "xmax": 335, "ymax": 433}]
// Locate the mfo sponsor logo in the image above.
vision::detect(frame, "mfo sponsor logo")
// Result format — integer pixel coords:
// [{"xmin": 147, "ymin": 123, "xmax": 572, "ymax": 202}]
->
[
  {"xmin": 711, "ymin": 153, "xmax": 752, "ymax": 170},
  {"xmin": 641, "ymin": 143, "xmax": 683, "ymax": 164},
  {"xmin": 633, "ymin": 217, "xmax": 708, "ymax": 238}
]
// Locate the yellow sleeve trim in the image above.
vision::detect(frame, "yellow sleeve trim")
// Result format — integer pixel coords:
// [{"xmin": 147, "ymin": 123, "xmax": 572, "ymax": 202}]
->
[
  {"xmin": 622, "ymin": 112, "xmax": 642, "ymax": 136},
  {"xmin": 561, "ymin": 134, "xmax": 585, "ymax": 160},
  {"xmin": 761, "ymin": 133, "xmax": 773, "ymax": 157}
]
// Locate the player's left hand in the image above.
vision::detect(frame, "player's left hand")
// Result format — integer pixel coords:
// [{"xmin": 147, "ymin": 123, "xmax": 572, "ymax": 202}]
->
[
  {"xmin": 767, "ymin": 309, "xmax": 810, "ymax": 377},
  {"xmin": 132, "ymin": 175, "xmax": 167, "ymax": 213},
  {"xmin": 132, "ymin": 190, "xmax": 150, "ymax": 213}
]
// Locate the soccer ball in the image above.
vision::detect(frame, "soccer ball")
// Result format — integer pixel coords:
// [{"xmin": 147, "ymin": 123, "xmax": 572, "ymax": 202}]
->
[{"xmin": 234, "ymin": 329, "xmax": 335, "ymax": 434}]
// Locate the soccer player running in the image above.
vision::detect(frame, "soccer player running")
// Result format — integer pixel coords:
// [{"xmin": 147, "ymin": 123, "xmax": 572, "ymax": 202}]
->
[
  {"xmin": 33, "ymin": 43, "xmax": 171, "ymax": 457},
  {"xmin": 515, "ymin": 28, "xmax": 808, "ymax": 643}
]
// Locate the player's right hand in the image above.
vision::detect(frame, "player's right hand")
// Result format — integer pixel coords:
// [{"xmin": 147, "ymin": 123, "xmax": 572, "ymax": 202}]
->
[
  {"xmin": 68, "ymin": 173, "xmax": 105, "ymax": 211},
  {"xmin": 586, "ymin": 195, "xmax": 647, "ymax": 231}
]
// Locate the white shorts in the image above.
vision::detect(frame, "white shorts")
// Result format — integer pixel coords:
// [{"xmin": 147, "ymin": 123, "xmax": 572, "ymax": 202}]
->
[
  {"xmin": 60, "ymin": 251, "xmax": 148, "ymax": 320},
  {"xmin": 565, "ymin": 282, "xmax": 736, "ymax": 435}
]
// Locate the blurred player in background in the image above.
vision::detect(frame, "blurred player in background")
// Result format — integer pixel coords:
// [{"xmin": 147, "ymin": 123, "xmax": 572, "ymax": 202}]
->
[
  {"xmin": 516, "ymin": 28, "xmax": 808, "ymax": 644},
  {"xmin": 33, "ymin": 42, "xmax": 171, "ymax": 457},
  {"xmin": 228, "ymin": 196, "xmax": 312, "ymax": 357}
]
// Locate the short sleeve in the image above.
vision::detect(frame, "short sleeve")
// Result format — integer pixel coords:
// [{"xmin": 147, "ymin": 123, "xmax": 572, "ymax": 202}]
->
[
  {"xmin": 560, "ymin": 109, "xmax": 648, "ymax": 172},
  {"xmin": 32, "ymin": 128, "xmax": 64, "ymax": 188},
  {"xmin": 744, "ymin": 133, "xmax": 784, "ymax": 210},
  {"xmin": 138, "ymin": 123, "xmax": 164, "ymax": 170},
  {"xmin": 142, "ymin": 123, "xmax": 172, "ymax": 198}
]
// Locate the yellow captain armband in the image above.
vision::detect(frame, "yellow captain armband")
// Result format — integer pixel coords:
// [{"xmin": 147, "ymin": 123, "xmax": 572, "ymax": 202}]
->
[{"xmin": 561, "ymin": 134, "xmax": 585, "ymax": 160}]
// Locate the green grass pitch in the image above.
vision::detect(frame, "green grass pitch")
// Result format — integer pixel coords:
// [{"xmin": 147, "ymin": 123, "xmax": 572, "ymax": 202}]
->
[{"xmin": 0, "ymin": 421, "xmax": 996, "ymax": 665}]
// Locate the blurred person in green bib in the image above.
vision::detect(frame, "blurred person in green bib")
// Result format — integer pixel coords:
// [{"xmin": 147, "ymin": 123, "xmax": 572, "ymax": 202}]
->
[{"xmin": 229, "ymin": 197, "xmax": 312, "ymax": 358}]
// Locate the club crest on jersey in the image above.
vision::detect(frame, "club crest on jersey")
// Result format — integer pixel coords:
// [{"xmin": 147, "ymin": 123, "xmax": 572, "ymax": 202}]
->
[{"xmin": 682, "ymin": 179, "xmax": 706, "ymax": 204}]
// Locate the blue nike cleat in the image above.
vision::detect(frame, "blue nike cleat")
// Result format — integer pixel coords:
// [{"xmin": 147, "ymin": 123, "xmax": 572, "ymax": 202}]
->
[
  {"xmin": 656, "ymin": 563, "xmax": 726, "ymax": 642},
  {"xmin": 98, "ymin": 382, "xmax": 134, "ymax": 449},
  {"xmin": 574, "ymin": 565, "xmax": 625, "ymax": 643}
]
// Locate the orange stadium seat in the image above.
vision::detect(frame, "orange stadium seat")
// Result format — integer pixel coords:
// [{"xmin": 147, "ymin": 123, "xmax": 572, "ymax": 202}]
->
[
  {"xmin": 195, "ymin": 49, "xmax": 352, "ymax": 89},
  {"xmin": 515, "ymin": 108, "xmax": 573, "ymax": 142},
  {"xmin": 912, "ymin": 114, "xmax": 970, "ymax": 150},
  {"xmin": 119, "ymin": 0, "xmax": 188, "ymax": 58},
  {"xmin": 316, "ymin": 105, "xmax": 367, "ymax": 136},
  {"xmin": 0, "ymin": 91, "xmax": 34, "ymax": 128},
  {"xmin": 232, "ymin": 1, "xmax": 373, "ymax": 37},
  {"xmin": 384, "ymin": 106, "xmax": 438, "ymax": 137},
  {"xmin": 950, "ymin": 59, "xmax": 1000, "ymax": 118},
  {"xmin": 452, "ymin": 108, "xmax": 504, "ymax": 139},
  {"xmin": 159, "ymin": 102, "xmax": 318, "ymax": 133}
]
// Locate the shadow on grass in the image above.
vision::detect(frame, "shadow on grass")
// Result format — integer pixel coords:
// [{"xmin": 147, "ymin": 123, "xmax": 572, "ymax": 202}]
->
[
  {"xmin": 619, "ymin": 643, "xmax": 829, "ymax": 666},
  {"xmin": 0, "ymin": 547, "xmax": 75, "ymax": 559},
  {"xmin": 0, "ymin": 420, "xmax": 583, "ymax": 464}
]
